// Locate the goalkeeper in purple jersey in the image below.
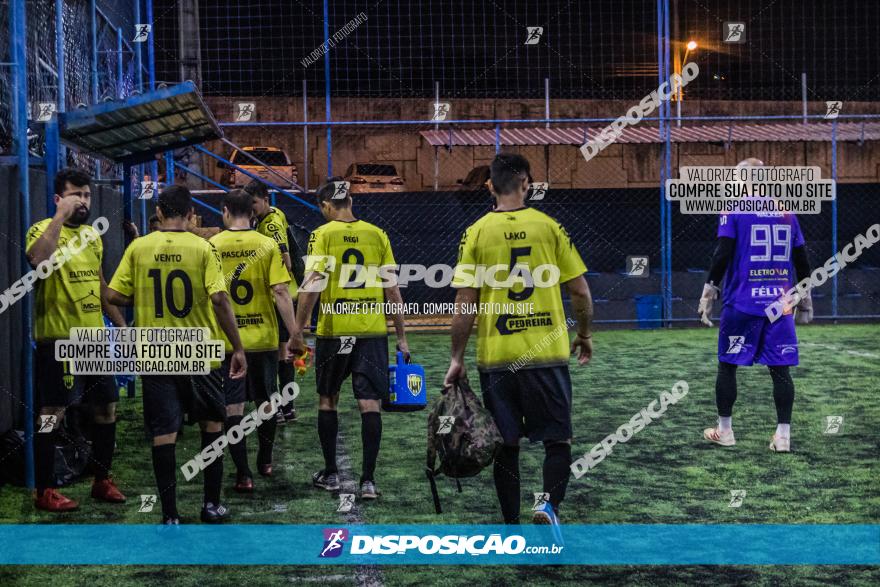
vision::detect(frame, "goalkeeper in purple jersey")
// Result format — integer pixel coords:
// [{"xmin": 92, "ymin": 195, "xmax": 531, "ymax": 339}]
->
[{"xmin": 697, "ymin": 159, "xmax": 814, "ymax": 453}]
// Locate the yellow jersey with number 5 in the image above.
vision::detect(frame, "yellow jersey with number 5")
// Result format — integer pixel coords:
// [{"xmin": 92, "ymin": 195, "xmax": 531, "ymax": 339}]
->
[{"xmin": 452, "ymin": 207, "xmax": 586, "ymax": 371}]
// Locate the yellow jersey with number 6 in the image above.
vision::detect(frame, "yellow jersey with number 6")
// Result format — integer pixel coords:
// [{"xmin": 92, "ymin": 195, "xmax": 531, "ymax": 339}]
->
[{"xmin": 209, "ymin": 229, "xmax": 290, "ymax": 351}]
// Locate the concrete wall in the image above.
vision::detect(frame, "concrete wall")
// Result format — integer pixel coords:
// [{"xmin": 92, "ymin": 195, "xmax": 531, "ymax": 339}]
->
[{"xmin": 198, "ymin": 97, "xmax": 880, "ymax": 191}]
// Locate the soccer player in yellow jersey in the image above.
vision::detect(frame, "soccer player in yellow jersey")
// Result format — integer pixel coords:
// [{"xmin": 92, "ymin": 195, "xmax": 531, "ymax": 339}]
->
[
  {"xmin": 25, "ymin": 167, "xmax": 128, "ymax": 512},
  {"xmin": 444, "ymin": 154, "xmax": 594, "ymax": 528},
  {"xmin": 210, "ymin": 189, "xmax": 298, "ymax": 491},
  {"xmin": 247, "ymin": 180, "xmax": 299, "ymax": 423},
  {"xmin": 289, "ymin": 178, "xmax": 409, "ymax": 500},
  {"xmin": 107, "ymin": 186, "xmax": 247, "ymax": 525}
]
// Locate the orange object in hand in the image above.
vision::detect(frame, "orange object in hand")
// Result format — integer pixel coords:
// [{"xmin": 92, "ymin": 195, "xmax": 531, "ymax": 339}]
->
[{"xmin": 293, "ymin": 346, "xmax": 313, "ymax": 376}]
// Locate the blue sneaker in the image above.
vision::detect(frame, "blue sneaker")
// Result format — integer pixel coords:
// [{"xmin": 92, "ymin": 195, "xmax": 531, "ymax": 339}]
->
[{"xmin": 532, "ymin": 501, "xmax": 564, "ymax": 546}]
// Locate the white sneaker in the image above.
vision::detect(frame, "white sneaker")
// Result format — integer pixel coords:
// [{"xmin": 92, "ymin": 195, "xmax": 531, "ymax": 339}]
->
[
  {"xmin": 769, "ymin": 435, "xmax": 790, "ymax": 452},
  {"xmin": 703, "ymin": 427, "xmax": 736, "ymax": 446}
]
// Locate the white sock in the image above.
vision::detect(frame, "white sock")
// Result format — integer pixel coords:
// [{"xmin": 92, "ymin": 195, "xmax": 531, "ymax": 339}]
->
[
  {"xmin": 719, "ymin": 416, "xmax": 732, "ymax": 432},
  {"xmin": 776, "ymin": 423, "xmax": 790, "ymax": 438}
]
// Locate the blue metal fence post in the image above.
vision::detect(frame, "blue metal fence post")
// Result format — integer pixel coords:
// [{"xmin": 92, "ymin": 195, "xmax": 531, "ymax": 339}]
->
[
  {"xmin": 89, "ymin": 0, "xmax": 98, "ymax": 104},
  {"xmin": 45, "ymin": 117, "xmax": 60, "ymax": 217},
  {"xmin": 494, "ymin": 124, "xmax": 501, "ymax": 154},
  {"xmin": 116, "ymin": 27, "xmax": 123, "ymax": 99},
  {"xmin": 54, "ymin": 0, "xmax": 67, "ymax": 164},
  {"xmin": 656, "ymin": 0, "xmax": 668, "ymax": 327},
  {"xmin": 145, "ymin": 0, "xmax": 158, "ymax": 230},
  {"xmin": 663, "ymin": 0, "xmax": 673, "ymax": 325},
  {"xmin": 10, "ymin": 0, "xmax": 34, "ymax": 489},
  {"xmin": 831, "ymin": 120, "xmax": 838, "ymax": 319},
  {"xmin": 323, "ymin": 0, "xmax": 332, "ymax": 176}
]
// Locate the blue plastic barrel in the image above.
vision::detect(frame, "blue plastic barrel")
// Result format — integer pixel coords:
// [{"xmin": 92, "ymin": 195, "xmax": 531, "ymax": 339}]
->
[{"xmin": 635, "ymin": 295, "xmax": 663, "ymax": 329}]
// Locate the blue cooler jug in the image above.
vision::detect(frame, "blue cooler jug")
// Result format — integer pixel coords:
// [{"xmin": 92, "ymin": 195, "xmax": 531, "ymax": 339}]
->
[{"xmin": 384, "ymin": 351, "xmax": 427, "ymax": 412}]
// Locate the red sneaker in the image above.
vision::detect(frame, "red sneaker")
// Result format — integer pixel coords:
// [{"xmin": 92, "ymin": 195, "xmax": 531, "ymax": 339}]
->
[
  {"xmin": 34, "ymin": 489, "xmax": 79, "ymax": 512},
  {"xmin": 91, "ymin": 478, "xmax": 126, "ymax": 503},
  {"xmin": 234, "ymin": 475, "xmax": 254, "ymax": 494},
  {"xmin": 258, "ymin": 464, "xmax": 273, "ymax": 478}
]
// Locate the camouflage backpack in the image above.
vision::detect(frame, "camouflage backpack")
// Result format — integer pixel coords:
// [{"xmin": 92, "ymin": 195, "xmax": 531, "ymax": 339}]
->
[{"xmin": 426, "ymin": 378, "xmax": 503, "ymax": 514}]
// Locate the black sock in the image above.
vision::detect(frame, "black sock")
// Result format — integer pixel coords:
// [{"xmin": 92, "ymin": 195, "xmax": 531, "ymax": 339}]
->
[
  {"xmin": 90, "ymin": 422, "xmax": 116, "ymax": 481},
  {"xmin": 716, "ymin": 362, "xmax": 738, "ymax": 417},
  {"xmin": 278, "ymin": 361, "xmax": 295, "ymax": 413},
  {"xmin": 317, "ymin": 410, "xmax": 338, "ymax": 474},
  {"xmin": 360, "ymin": 412, "xmax": 382, "ymax": 483},
  {"xmin": 493, "ymin": 445, "xmax": 521, "ymax": 524},
  {"xmin": 769, "ymin": 366, "xmax": 795, "ymax": 424},
  {"xmin": 543, "ymin": 442, "xmax": 572, "ymax": 513},
  {"xmin": 34, "ymin": 429, "xmax": 57, "ymax": 495},
  {"xmin": 225, "ymin": 416, "xmax": 251, "ymax": 477},
  {"xmin": 256, "ymin": 414, "xmax": 277, "ymax": 467},
  {"xmin": 151, "ymin": 444, "xmax": 178, "ymax": 519},
  {"xmin": 201, "ymin": 430, "xmax": 224, "ymax": 506}
]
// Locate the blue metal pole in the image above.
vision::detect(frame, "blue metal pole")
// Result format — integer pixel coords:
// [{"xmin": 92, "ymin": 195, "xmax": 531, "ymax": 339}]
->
[
  {"xmin": 89, "ymin": 0, "xmax": 98, "ymax": 103},
  {"xmin": 323, "ymin": 0, "xmax": 332, "ymax": 176},
  {"xmin": 494, "ymin": 124, "xmax": 501, "ymax": 154},
  {"xmin": 45, "ymin": 117, "xmax": 60, "ymax": 217},
  {"xmin": 664, "ymin": 0, "xmax": 673, "ymax": 325},
  {"xmin": 145, "ymin": 0, "xmax": 157, "ymax": 234},
  {"xmin": 54, "ymin": 0, "xmax": 66, "ymax": 109},
  {"xmin": 11, "ymin": 0, "xmax": 34, "ymax": 489},
  {"xmin": 134, "ymin": 0, "xmax": 143, "ymax": 92},
  {"xmin": 116, "ymin": 27, "xmax": 123, "ymax": 99},
  {"xmin": 831, "ymin": 120, "xmax": 838, "ymax": 319},
  {"xmin": 656, "ymin": 0, "xmax": 667, "ymax": 326}
]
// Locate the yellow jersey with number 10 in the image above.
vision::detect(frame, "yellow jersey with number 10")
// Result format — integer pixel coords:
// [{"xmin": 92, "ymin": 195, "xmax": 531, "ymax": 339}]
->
[{"xmin": 108, "ymin": 230, "xmax": 226, "ymax": 338}]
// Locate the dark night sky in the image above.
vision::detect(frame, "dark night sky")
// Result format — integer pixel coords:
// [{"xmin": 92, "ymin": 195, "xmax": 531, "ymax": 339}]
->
[{"xmin": 153, "ymin": 0, "xmax": 880, "ymax": 101}]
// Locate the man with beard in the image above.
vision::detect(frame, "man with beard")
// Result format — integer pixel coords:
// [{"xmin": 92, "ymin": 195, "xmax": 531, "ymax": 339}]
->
[{"xmin": 25, "ymin": 167, "xmax": 127, "ymax": 512}]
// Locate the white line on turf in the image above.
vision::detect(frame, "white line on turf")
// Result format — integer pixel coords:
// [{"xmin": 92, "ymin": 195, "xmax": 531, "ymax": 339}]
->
[
  {"xmin": 335, "ymin": 424, "xmax": 384, "ymax": 587},
  {"xmin": 802, "ymin": 342, "xmax": 879, "ymax": 359}
]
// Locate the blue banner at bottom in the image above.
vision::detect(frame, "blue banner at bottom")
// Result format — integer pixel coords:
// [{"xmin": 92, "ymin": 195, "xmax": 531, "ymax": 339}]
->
[{"xmin": 0, "ymin": 525, "xmax": 877, "ymax": 565}]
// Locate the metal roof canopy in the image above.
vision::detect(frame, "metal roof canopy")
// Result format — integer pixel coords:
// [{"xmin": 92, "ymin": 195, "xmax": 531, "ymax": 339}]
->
[
  {"xmin": 59, "ymin": 81, "xmax": 222, "ymax": 165},
  {"xmin": 420, "ymin": 121, "xmax": 880, "ymax": 147}
]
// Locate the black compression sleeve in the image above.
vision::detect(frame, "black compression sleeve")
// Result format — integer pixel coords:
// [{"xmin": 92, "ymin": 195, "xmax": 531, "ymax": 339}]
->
[
  {"xmin": 707, "ymin": 237, "xmax": 735, "ymax": 286},
  {"xmin": 792, "ymin": 246, "xmax": 811, "ymax": 283}
]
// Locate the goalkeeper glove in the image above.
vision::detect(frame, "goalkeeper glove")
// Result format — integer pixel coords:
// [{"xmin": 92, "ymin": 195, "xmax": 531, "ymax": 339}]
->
[
  {"xmin": 795, "ymin": 291, "xmax": 813, "ymax": 324},
  {"xmin": 698, "ymin": 282, "xmax": 720, "ymax": 327}
]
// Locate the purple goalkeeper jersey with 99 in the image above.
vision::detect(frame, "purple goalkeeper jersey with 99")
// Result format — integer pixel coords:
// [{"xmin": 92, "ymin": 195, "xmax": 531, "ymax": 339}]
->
[{"xmin": 717, "ymin": 211, "xmax": 805, "ymax": 317}]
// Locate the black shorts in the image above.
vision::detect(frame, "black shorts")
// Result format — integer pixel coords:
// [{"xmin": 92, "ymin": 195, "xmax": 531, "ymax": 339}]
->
[
  {"xmin": 315, "ymin": 336, "xmax": 388, "ymax": 400},
  {"xmin": 223, "ymin": 351, "xmax": 279, "ymax": 406},
  {"xmin": 142, "ymin": 370, "xmax": 226, "ymax": 437},
  {"xmin": 479, "ymin": 365, "xmax": 573, "ymax": 444},
  {"xmin": 34, "ymin": 342, "xmax": 119, "ymax": 409}
]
